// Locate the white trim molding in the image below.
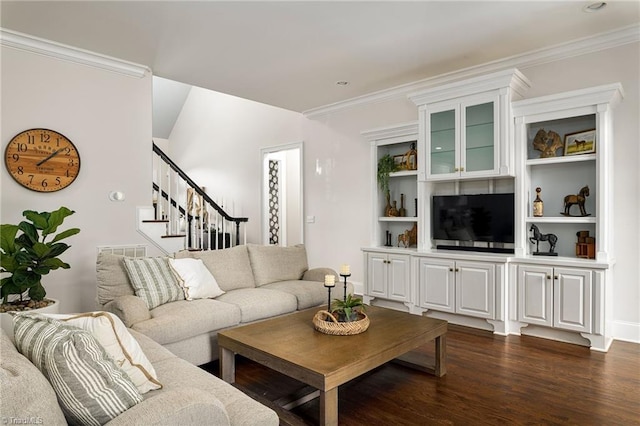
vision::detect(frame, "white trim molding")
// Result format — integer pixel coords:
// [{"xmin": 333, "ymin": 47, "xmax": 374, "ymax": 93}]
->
[
  {"xmin": 612, "ymin": 320, "xmax": 640, "ymax": 344},
  {"xmin": 0, "ymin": 27, "xmax": 150, "ymax": 78},
  {"xmin": 304, "ymin": 24, "xmax": 640, "ymax": 118}
]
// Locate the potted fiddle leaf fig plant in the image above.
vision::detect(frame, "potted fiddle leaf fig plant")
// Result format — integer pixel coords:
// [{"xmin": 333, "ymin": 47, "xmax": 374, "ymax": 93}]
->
[
  {"xmin": 0, "ymin": 207, "xmax": 80, "ymax": 313},
  {"xmin": 331, "ymin": 293, "xmax": 366, "ymax": 322}
]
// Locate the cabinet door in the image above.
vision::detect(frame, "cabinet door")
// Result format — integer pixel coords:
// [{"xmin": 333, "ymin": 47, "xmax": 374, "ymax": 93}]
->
[
  {"xmin": 553, "ymin": 268, "xmax": 593, "ymax": 333},
  {"xmin": 427, "ymin": 103, "xmax": 458, "ymax": 179},
  {"xmin": 462, "ymin": 100, "xmax": 498, "ymax": 176},
  {"xmin": 517, "ymin": 265, "xmax": 553, "ymax": 327},
  {"xmin": 388, "ymin": 254, "xmax": 410, "ymax": 302},
  {"xmin": 418, "ymin": 258, "xmax": 455, "ymax": 312},
  {"xmin": 456, "ymin": 261, "xmax": 495, "ymax": 319},
  {"xmin": 366, "ymin": 253, "xmax": 388, "ymax": 298}
]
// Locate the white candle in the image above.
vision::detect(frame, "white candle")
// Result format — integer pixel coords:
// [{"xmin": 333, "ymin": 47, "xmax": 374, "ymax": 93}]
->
[
  {"xmin": 340, "ymin": 264, "xmax": 351, "ymax": 275},
  {"xmin": 324, "ymin": 275, "xmax": 336, "ymax": 287}
]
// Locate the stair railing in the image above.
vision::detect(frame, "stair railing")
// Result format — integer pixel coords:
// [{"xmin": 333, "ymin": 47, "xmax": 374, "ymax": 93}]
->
[{"xmin": 152, "ymin": 143, "xmax": 248, "ymax": 250}]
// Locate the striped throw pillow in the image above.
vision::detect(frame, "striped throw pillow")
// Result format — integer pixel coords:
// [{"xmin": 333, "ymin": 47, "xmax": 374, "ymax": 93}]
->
[
  {"xmin": 123, "ymin": 257, "xmax": 185, "ymax": 309},
  {"xmin": 12, "ymin": 313, "xmax": 143, "ymax": 426}
]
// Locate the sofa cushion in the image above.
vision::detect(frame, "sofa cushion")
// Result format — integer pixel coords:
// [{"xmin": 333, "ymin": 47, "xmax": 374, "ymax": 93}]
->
[
  {"xmin": 123, "ymin": 257, "xmax": 185, "ymax": 309},
  {"xmin": 215, "ymin": 288, "xmax": 298, "ymax": 323},
  {"xmin": 0, "ymin": 329, "xmax": 67, "ymax": 424},
  {"xmin": 247, "ymin": 244, "xmax": 309, "ymax": 286},
  {"xmin": 261, "ymin": 280, "xmax": 329, "ymax": 310},
  {"xmin": 176, "ymin": 245, "xmax": 256, "ymax": 291},
  {"xmin": 169, "ymin": 257, "xmax": 225, "ymax": 300},
  {"xmin": 96, "ymin": 252, "xmax": 135, "ymax": 305},
  {"xmin": 12, "ymin": 314, "xmax": 143, "ymax": 425},
  {"xmin": 131, "ymin": 299, "xmax": 242, "ymax": 345},
  {"xmin": 45, "ymin": 311, "xmax": 162, "ymax": 394},
  {"xmin": 153, "ymin": 356, "xmax": 277, "ymax": 426}
]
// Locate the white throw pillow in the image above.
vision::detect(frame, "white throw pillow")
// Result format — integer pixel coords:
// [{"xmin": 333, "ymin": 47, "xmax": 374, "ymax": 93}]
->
[
  {"xmin": 44, "ymin": 311, "xmax": 162, "ymax": 394},
  {"xmin": 169, "ymin": 257, "xmax": 225, "ymax": 300}
]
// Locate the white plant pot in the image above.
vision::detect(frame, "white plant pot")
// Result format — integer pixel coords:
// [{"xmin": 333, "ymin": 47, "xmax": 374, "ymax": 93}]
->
[{"xmin": 1, "ymin": 298, "xmax": 60, "ymax": 343}]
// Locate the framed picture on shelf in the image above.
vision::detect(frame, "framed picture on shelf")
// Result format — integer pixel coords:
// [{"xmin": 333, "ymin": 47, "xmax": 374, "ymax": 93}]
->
[
  {"xmin": 393, "ymin": 154, "xmax": 407, "ymax": 170},
  {"xmin": 564, "ymin": 129, "xmax": 596, "ymax": 156}
]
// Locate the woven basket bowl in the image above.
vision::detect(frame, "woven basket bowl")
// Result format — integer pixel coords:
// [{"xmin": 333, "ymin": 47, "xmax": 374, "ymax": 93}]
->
[{"xmin": 312, "ymin": 310, "xmax": 369, "ymax": 336}]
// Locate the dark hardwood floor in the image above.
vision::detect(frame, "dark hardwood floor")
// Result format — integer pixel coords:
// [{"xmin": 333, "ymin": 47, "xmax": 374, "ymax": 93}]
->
[{"xmin": 202, "ymin": 325, "xmax": 640, "ymax": 425}]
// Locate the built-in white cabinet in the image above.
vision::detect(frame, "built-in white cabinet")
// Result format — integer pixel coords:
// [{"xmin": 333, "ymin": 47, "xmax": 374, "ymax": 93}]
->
[
  {"xmin": 410, "ymin": 68, "xmax": 530, "ymax": 181},
  {"xmin": 364, "ymin": 250, "xmax": 411, "ymax": 303},
  {"xmin": 418, "ymin": 257, "xmax": 496, "ymax": 320},
  {"xmin": 360, "ymin": 73, "xmax": 622, "ymax": 351},
  {"xmin": 517, "ymin": 264, "xmax": 592, "ymax": 333}
]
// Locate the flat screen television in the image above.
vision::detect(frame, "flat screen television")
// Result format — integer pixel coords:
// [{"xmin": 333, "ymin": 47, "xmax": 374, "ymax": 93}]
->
[{"xmin": 432, "ymin": 193, "xmax": 514, "ymax": 246}]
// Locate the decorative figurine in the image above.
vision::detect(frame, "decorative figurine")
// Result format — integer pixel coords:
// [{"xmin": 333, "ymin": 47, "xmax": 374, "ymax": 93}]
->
[
  {"xmin": 408, "ymin": 223, "xmax": 417, "ymax": 247},
  {"xmin": 529, "ymin": 224, "xmax": 558, "ymax": 256},
  {"xmin": 397, "ymin": 230, "xmax": 410, "ymax": 248},
  {"xmin": 399, "ymin": 193, "xmax": 407, "ymax": 217},
  {"xmin": 388, "ymin": 200, "xmax": 399, "ymax": 217},
  {"xmin": 562, "ymin": 185, "xmax": 590, "ymax": 217},
  {"xmin": 533, "ymin": 128, "xmax": 564, "ymax": 158}
]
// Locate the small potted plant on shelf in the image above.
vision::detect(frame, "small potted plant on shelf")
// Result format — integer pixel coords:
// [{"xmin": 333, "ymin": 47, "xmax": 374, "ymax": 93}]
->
[
  {"xmin": 0, "ymin": 207, "xmax": 80, "ymax": 313},
  {"xmin": 377, "ymin": 154, "xmax": 398, "ymax": 216},
  {"xmin": 331, "ymin": 293, "xmax": 366, "ymax": 322}
]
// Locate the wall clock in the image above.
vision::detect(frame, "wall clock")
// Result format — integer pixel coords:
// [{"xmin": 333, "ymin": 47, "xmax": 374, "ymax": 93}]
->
[{"xmin": 4, "ymin": 128, "xmax": 81, "ymax": 192}]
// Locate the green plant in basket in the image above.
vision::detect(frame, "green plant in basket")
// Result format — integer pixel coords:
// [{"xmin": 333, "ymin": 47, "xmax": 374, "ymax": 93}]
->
[
  {"xmin": 0, "ymin": 207, "xmax": 80, "ymax": 310},
  {"xmin": 331, "ymin": 293, "xmax": 366, "ymax": 322}
]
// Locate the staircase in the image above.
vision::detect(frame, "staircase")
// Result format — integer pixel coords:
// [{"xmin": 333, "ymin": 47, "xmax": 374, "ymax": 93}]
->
[{"xmin": 137, "ymin": 143, "xmax": 248, "ymax": 255}]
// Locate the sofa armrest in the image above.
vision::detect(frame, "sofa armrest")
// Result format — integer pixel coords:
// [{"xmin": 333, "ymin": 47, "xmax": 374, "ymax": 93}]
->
[
  {"xmin": 105, "ymin": 388, "xmax": 230, "ymax": 426},
  {"xmin": 303, "ymin": 267, "xmax": 339, "ymax": 282},
  {"xmin": 103, "ymin": 295, "xmax": 151, "ymax": 327}
]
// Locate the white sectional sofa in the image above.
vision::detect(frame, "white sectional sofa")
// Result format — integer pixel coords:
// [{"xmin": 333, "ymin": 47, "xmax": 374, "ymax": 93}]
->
[{"xmin": 97, "ymin": 243, "xmax": 352, "ymax": 365}]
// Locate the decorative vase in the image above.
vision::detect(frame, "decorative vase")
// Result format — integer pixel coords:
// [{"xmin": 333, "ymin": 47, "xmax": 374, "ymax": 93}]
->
[
  {"xmin": 399, "ymin": 193, "xmax": 407, "ymax": 217},
  {"xmin": 389, "ymin": 201, "xmax": 399, "ymax": 217}
]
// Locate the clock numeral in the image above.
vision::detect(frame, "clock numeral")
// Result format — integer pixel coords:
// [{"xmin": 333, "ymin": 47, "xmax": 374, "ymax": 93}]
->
[
  {"xmin": 16, "ymin": 143, "xmax": 27, "ymax": 152},
  {"xmin": 55, "ymin": 177, "xmax": 61, "ymax": 186},
  {"xmin": 66, "ymin": 169, "xmax": 71, "ymax": 177},
  {"xmin": 28, "ymin": 174, "xmax": 34, "ymax": 183},
  {"xmin": 27, "ymin": 135, "xmax": 35, "ymax": 144},
  {"xmin": 64, "ymin": 147, "xmax": 71, "ymax": 155},
  {"xmin": 12, "ymin": 154, "xmax": 19, "ymax": 162},
  {"xmin": 41, "ymin": 179, "xmax": 48, "ymax": 188},
  {"xmin": 41, "ymin": 133, "xmax": 50, "ymax": 143},
  {"xmin": 68, "ymin": 159, "xmax": 75, "ymax": 166},
  {"xmin": 17, "ymin": 166, "xmax": 24, "ymax": 175}
]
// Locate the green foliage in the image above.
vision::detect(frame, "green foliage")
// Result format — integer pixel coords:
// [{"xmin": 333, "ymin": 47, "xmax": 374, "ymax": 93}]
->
[
  {"xmin": 331, "ymin": 293, "xmax": 366, "ymax": 322},
  {"xmin": 0, "ymin": 207, "xmax": 80, "ymax": 303},
  {"xmin": 377, "ymin": 154, "xmax": 398, "ymax": 195}
]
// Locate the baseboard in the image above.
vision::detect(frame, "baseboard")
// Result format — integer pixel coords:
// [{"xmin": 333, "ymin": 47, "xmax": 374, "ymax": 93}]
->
[{"xmin": 612, "ymin": 320, "xmax": 640, "ymax": 344}]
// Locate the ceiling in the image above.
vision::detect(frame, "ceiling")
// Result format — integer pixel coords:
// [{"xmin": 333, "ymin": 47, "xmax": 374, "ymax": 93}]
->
[{"xmin": 1, "ymin": 1, "xmax": 639, "ymax": 113}]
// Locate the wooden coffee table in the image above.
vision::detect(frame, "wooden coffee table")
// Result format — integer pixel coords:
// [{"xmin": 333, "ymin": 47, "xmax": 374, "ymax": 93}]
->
[{"xmin": 218, "ymin": 306, "xmax": 447, "ymax": 426}]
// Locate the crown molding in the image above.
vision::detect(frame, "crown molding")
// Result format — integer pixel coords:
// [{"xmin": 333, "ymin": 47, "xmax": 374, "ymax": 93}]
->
[
  {"xmin": 0, "ymin": 28, "xmax": 150, "ymax": 78},
  {"xmin": 304, "ymin": 24, "xmax": 640, "ymax": 118}
]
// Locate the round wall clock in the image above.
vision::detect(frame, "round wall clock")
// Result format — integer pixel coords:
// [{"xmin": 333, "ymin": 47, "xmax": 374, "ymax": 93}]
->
[{"xmin": 4, "ymin": 128, "xmax": 81, "ymax": 192}]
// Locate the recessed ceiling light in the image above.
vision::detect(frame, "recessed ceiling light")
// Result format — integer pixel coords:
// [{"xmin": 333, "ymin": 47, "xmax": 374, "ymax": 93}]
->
[
  {"xmin": 336, "ymin": 81, "xmax": 349, "ymax": 86},
  {"xmin": 583, "ymin": 2, "xmax": 606, "ymax": 12}
]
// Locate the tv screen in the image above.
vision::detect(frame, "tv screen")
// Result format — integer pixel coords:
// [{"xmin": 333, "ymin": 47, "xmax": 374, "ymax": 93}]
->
[{"xmin": 432, "ymin": 193, "xmax": 514, "ymax": 243}]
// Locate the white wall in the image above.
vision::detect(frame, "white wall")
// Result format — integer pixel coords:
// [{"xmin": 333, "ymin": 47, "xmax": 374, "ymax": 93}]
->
[
  {"xmin": 1, "ymin": 46, "xmax": 156, "ymax": 313},
  {"xmin": 166, "ymin": 86, "xmax": 303, "ymax": 244},
  {"xmin": 302, "ymin": 43, "xmax": 640, "ymax": 341}
]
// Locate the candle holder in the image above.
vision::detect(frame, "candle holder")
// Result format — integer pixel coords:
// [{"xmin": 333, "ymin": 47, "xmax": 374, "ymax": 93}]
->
[
  {"xmin": 340, "ymin": 273, "xmax": 351, "ymax": 302},
  {"xmin": 324, "ymin": 283, "xmax": 333, "ymax": 312}
]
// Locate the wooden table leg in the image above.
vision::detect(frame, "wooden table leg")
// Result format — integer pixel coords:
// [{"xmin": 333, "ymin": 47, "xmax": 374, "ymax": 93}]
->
[
  {"xmin": 434, "ymin": 333, "xmax": 447, "ymax": 377},
  {"xmin": 319, "ymin": 387, "xmax": 338, "ymax": 426},
  {"xmin": 220, "ymin": 346, "xmax": 236, "ymax": 384}
]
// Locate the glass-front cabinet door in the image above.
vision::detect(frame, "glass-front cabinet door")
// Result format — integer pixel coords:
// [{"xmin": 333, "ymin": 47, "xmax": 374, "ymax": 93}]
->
[
  {"xmin": 429, "ymin": 107, "xmax": 457, "ymax": 177},
  {"xmin": 424, "ymin": 95, "xmax": 500, "ymax": 180},
  {"xmin": 463, "ymin": 101, "xmax": 495, "ymax": 173}
]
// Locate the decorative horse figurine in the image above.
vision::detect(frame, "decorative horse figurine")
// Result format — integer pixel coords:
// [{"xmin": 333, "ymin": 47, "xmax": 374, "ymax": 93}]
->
[
  {"xmin": 529, "ymin": 224, "xmax": 558, "ymax": 255},
  {"xmin": 563, "ymin": 185, "xmax": 590, "ymax": 216}
]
